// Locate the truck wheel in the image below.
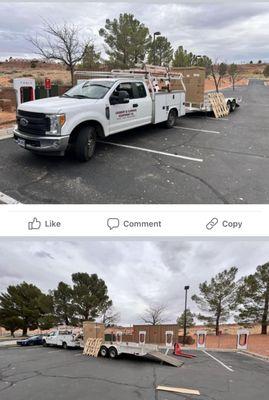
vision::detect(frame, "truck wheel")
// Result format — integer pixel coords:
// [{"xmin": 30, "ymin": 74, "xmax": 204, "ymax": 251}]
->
[
  {"xmin": 43, "ymin": 342, "xmax": 48, "ymax": 347},
  {"xmin": 108, "ymin": 347, "xmax": 118, "ymax": 359},
  {"xmin": 99, "ymin": 346, "xmax": 108, "ymax": 358},
  {"xmin": 165, "ymin": 109, "xmax": 177, "ymax": 129},
  {"xmin": 74, "ymin": 126, "xmax": 96, "ymax": 162},
  {"xmin": 62, "ymin": 342, "xmax": 68, "ymax": 350}
]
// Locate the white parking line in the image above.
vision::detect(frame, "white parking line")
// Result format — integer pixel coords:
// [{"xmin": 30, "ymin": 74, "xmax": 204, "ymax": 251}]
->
[
  {"xmin": 174, "ymin": 126, "xmax": 220, "ymax": 134},
  {"xmin": 100, "ymin": 141, "xmax": 203, "ymax": 163},
  {"xmin": 206, "ymin": 117, "xmax": 229, "ymax": 121},
  {"xmin": 47, "ymin": 350, "xmax": 62, "ymax": 353},
  {"xmin": 0, "ymin": 192, "xmax": 21, "ymax": 204},
  {"xmin": 74, "ymin": 353, "xmax": 83, "ymax": 357},
  {"xmin": 202, "ymin": 350, "xmax": 234, "ymax": 372}
]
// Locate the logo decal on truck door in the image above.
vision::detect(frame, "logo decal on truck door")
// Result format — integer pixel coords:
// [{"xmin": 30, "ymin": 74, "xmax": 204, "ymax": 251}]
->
[{"xmin": 115, "ymin": 109, "xmax": 137, "ymax": 120}]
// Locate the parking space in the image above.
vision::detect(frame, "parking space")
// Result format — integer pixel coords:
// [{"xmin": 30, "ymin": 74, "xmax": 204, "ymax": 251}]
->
[
  {"xmin": 0, "ymin": 79, "xmax": 269, "ymax": 204},
  {"xmin": 0, "ymin": 346, "xmax": 268, "ymax": 399}
]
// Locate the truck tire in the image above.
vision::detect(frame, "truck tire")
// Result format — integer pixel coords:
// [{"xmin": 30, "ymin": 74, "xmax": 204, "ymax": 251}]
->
[
  {"xmin": 164, "ymin": 109, "xmax": 177, "ymax": 129},
  {"xmin": 108, "ymin": 346, "xmax": 118, "ymax": 359},
  {"xmin": 227, "ymin": 100, "xmax": 236, "ymax": 113},
  {"xmin": 99, "ymin": 346, "xmax": 108, "ymax": 358},
  {"xmin": 74, "ymin": 126, "xmax": 96, "ymax": 162},
  {"xmin": 62, "ymin": 342, "xmax": 68, "ymax": 350}
]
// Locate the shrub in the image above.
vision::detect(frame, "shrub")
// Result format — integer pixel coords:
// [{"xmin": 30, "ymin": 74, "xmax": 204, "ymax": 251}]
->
[
  {"xmin": 263, "ymin": 65, "xmax": 269, "ymax": 78},
  {"xmin": 30, "ymin": 60, "xmax": 38, "ymax": 68}
]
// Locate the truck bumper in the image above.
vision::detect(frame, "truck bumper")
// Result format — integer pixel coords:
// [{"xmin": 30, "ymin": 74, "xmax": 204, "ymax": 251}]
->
[{"xmin": 13, "ymin": 128, "xmax": 69, "ymax": 154}]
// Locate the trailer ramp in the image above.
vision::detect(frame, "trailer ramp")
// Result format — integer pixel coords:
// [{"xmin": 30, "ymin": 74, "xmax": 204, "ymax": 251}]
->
[{"xmin": 148, "ymin": 351, "xmax": 184, "ymax": 367}]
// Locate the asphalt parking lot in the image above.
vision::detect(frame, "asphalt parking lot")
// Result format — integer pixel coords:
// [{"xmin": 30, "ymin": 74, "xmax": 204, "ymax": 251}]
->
[
  {"xmin": 0, "ymin": 79, "xmax": 268, "ymax": 204},
  {"xmin": 0, "ymin": 346, "xmax": 268, "ymax": 399}
]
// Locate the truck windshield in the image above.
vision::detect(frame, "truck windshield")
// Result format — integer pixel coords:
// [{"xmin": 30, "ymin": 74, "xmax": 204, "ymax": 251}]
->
[{"xmin": 63, "ymin": 81, "xmax": 114, "ymax": 99}]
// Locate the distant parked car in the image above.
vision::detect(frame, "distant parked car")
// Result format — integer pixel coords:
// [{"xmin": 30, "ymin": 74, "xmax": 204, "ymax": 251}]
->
[{"xmin": 17, "ymin": 335, "xmax": 45, "ymax": 346}]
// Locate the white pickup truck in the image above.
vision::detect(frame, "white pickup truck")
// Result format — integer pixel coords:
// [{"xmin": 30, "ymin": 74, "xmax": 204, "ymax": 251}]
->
[
  {"xmin": 14, "ymin": 76, "xmax": 185, "ymax": 162},
  {"xmin": 43, "ymin": 330, "xmax": 82, "ymax": 349}
]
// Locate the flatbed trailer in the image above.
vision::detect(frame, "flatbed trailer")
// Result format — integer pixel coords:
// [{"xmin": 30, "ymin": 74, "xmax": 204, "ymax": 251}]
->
[
  {"xmin": 96, "ymin": 341, "xmax": 184, "ymax": 367},
  {"xmin": 185, "ymin": 92, "xmax": 241, "ymax": 114}
]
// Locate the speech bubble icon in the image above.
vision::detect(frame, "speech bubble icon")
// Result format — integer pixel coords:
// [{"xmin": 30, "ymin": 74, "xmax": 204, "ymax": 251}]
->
[{"xmin": 107, "ymin": 218, "xmax": 120, "ymax": 230}]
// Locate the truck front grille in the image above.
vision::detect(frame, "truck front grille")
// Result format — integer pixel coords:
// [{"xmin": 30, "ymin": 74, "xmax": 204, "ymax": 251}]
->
[{"xmin": 17, "ymin": 110, "xmax": 50, "ymax": 136}]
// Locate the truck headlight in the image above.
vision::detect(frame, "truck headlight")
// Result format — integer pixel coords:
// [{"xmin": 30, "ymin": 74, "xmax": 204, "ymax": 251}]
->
[{"xmin": 46, "ymin": 114, "xmax": 66, "ymax": 135}]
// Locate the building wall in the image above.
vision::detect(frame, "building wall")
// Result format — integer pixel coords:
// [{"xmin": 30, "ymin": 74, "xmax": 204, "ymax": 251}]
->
[
  {"xmin": 0, "ymin": 87, "xmax": 17, "ymax": 109},
  {"xmin": 178, "ymin": 323, "xmax": 261, "ymax": 336},
  {"xmin": 133, "ymin": 324, "xmax": 178, "ymax": 345}
]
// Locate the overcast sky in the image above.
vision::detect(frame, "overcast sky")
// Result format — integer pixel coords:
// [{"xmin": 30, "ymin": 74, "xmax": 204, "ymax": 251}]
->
[
  {"xmin": 1, "ymin": 1, "xmax": 269, "ymax": 62},
  {"xmin": 0, "ymin": 239, "xmax": 268, "ymax": 325}
]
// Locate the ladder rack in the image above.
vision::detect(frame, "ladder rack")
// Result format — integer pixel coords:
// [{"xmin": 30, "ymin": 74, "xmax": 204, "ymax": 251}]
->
[{"xmin": 74, "ymin": 69, "xmax": 185, "ymax": 83}]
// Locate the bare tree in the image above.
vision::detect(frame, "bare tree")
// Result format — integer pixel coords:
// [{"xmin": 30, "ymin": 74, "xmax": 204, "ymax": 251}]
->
[
  {"xmin": 28, "ymin": 20, "xmax": 89, "ymax": 85},
  {"xmin": 141, "ymin": 304, "xmax": 167, "ymax": 325},
  {"xmin": 228, "ymin": 63, "xmax": 240, "ymax": 91},
  {"xmin": 101, "ymin": 305, "xmax": 120, "ymax": 327},
  {"xmin": 211, "ymin": 62, "xmax": 228, "ymax": 93}
]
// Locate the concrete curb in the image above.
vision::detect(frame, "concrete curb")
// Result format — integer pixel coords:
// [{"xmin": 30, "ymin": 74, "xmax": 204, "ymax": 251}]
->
[{"xmin": 239, "ymin": 350, "xmax": 269, "ymax": 362}]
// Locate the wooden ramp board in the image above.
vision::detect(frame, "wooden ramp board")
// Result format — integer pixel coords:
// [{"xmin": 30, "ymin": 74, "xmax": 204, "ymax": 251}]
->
[
  {"xmin": 83, "ymin": 338, "xmax": 103, "ymax": 357},
  {"xmin": 208, "ymin": 93, "xmax": 229, "ymax": 118},
  {"xmin": 156, "ymin": 385, "xmax": 200, "ymax": 396},
  {"xmin": 148, "ymin": 351, "xmax": 184, "ymax": 367}
]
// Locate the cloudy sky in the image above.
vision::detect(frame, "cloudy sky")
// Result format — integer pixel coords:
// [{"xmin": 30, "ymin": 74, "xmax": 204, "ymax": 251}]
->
[
  {"xmin": 1, "ymin": 1, "xmax": 269, "ymax": 62},
  {"xmin": 0, "ymin": 239, "xmax": 268, "ymax": 325}
]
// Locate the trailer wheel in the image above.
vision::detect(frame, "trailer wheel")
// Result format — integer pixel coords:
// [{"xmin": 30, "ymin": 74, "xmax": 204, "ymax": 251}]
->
[
  {"xmin": 165, "ymin": 109, "xmax": 177, "ymax": 129},
  {"xmin": 231, "ymin": 100, "xmax": 236, "ymax": 112},
  {"xmin": 99, "ymin": 346, "xmax": 108, "ymax": 358},
  {"xmin": 108, "ymin": 346, "xmax": 118, "ymax": 359},
  {"xmin": 74, "ymin": 126, "xmax": 96, "ymax": 162},
  {"xmin": 62, "ymin": 342, "xmax": 68, "ymax": 350}
]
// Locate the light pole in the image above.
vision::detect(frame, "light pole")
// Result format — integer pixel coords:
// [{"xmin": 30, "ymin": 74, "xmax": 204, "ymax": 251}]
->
[
  {"xmin": 183, "ymin": 285, "xmax": 190, "ymax": 346},
  {"xmin": 153, "ymin": 31, "xmax": 161, "ymax": 65}
]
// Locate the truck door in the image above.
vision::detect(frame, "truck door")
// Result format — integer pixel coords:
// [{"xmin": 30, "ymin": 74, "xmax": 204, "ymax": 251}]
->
[
  {"xmin": 131, "ymin": 81, "xmax": 152, "ymax": 126},
  {"xmin": 109, "ymin": 82, "xmax": 151, "ymax": 134}
]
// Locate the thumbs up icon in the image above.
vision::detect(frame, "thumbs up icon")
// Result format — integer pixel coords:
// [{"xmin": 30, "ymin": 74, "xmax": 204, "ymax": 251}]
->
[{"xmin": 28, "ymin": 217, "xmax": 41, "ymax": 230}]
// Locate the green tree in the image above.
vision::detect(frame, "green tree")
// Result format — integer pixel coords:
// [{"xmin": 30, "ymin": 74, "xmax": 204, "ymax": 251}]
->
[
  {"xmin": 173, "ymin": 46, "xmax": 197, "ymax": 67},
  {"xmin": 177, "ymin": 309, "xmax": 195, "ymax": 330},
  {"xmin": 197, "ymin": 56, "xmax": 212, "ymax": 76},
  {"xmin": 236, "ymin": 263, "xmax": 269, "ymax": 334},
  {"xmin": 173, "ymin": 46, "xmax": 212, "ymax": 74},
  {"xmin": 263, "ymin": 65, "xmax": 269, "ymax": 78},
  {"xmin": 53, "ymin": 282, "xmax": 75, "ymax": 325},
  {"xmin": 192, "ymin": 267, "xmax": 239, "ymax": 335},
  {"xmin": 0, "ymin": 315, "xmax": 23, "ymax": 337},
  {"xmin": 147, "ymin": 36, "xmax": 173, "ymax": 66},
  {"xmin": 0, "ymin": 282, "xmax": 53, "ymax": 336},
  {"xmin": 81, "ymin": 44, "xmax": 101, "ymax": 69},
  {"xmin": 72, "ymin": 272, "xmax": 112, "ymax": 323},
  {"xmin": 99, "ymin": 13, "xmax": 150, "ymax": 68},
  {"xmin": 228, "ymin": 63, "xmax": 238, "ymax": 91}
]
